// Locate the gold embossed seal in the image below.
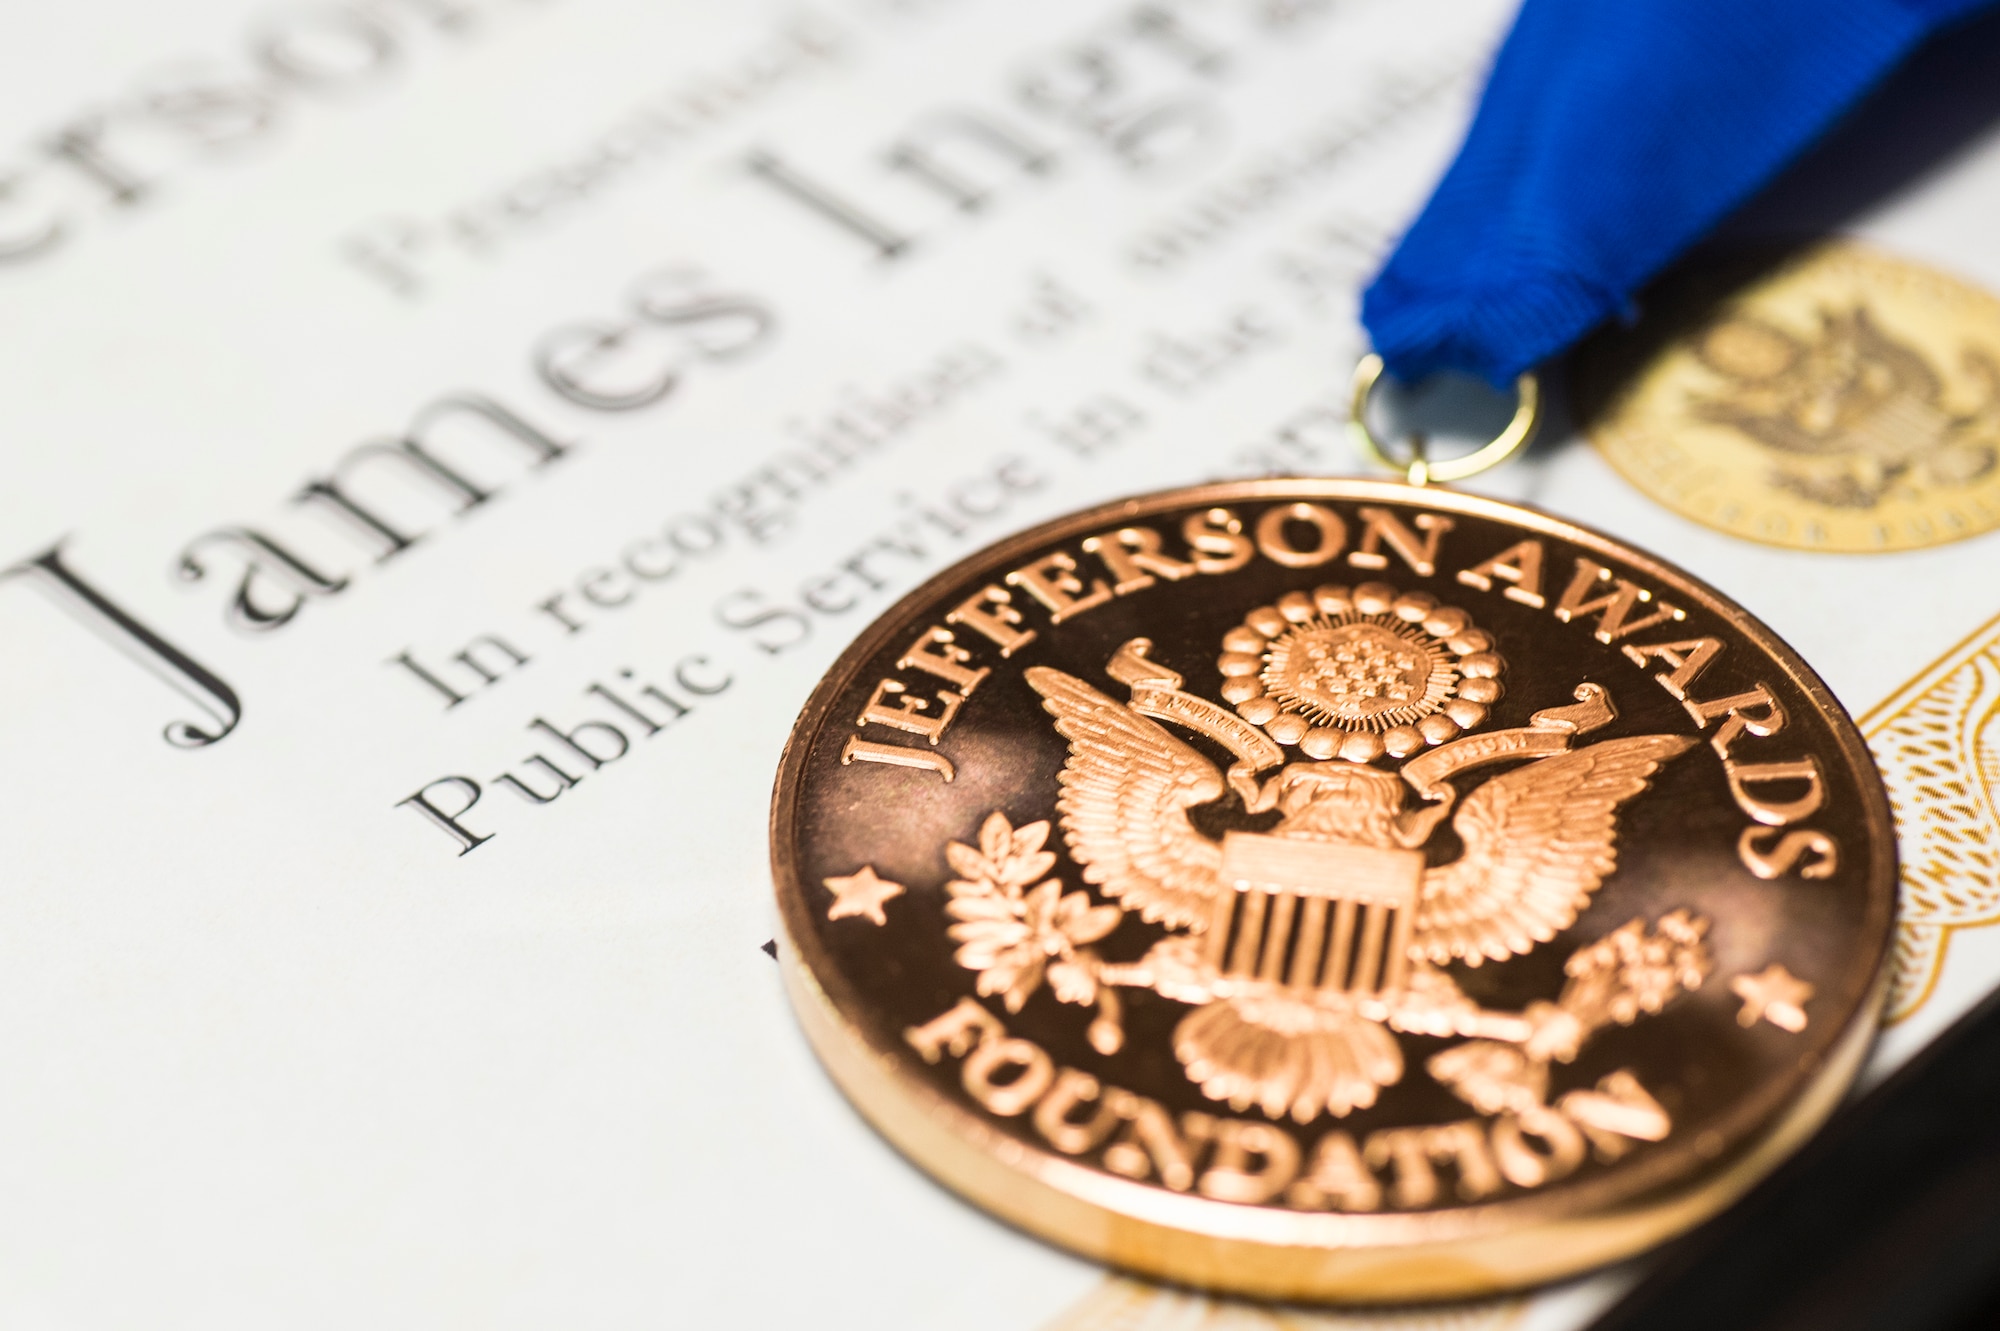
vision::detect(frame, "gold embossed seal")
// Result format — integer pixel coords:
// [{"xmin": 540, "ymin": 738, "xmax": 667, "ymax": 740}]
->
[
  {"xmin": 769, "ymin": 480, "xmax": 1895, "ymax": 1301},
  {"xmin": 1581, "ymin": 241, "xmax": 2000, "ymax": 551}
]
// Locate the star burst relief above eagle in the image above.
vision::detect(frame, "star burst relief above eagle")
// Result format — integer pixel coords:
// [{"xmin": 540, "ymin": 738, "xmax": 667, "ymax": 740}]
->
[{"xmin": 911, "ymin": 581, "xmax": 1712, "ymax": 1128}]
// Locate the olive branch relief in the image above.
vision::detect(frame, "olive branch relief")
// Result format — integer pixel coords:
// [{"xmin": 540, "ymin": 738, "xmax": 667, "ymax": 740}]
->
[{"xmin": 945, "ymin": 812, "xmax": 1129, "ymax": 1053}]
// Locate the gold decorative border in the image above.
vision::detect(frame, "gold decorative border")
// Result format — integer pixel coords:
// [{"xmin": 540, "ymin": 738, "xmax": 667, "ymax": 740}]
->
[{"xmin": 1859, "ymin": 609, "xmax": 2000, "ymax": 1022}]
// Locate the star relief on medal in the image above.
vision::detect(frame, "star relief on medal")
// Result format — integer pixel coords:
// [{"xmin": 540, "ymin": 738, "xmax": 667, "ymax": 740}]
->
[
  {"xmin": 823, "ymin": 865, "xmax": 905, "ymax": 926},
  {"xmin": 1732, "ymin": 964, "xmax": 1813, "ymax": 1032}
]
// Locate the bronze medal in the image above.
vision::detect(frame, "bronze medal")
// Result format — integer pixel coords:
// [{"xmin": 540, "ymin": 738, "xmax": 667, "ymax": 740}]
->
[{"xmin": 769, "ymin": 400, "xmax": 1895, "ymax": 1301}]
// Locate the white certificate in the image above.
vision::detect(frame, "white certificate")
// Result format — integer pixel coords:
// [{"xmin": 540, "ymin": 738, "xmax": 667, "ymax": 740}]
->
[{"xmin": 2, "ymin": 2, "xmax": 1996, "ymax": 1327}]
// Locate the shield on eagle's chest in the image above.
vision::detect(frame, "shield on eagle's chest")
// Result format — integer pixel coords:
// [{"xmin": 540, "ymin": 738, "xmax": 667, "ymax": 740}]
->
[{"xmin": 1212, "ymin": 831, "xmax": 1424, "ymax": 997}]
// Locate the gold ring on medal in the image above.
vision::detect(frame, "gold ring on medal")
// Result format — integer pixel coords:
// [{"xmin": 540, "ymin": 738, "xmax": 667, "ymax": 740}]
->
[{"xmin": 1348, "ymin": 353, "xmax": 1541, "ymax": 485}]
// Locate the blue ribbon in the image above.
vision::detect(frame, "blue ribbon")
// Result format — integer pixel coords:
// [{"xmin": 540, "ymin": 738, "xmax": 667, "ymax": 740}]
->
[{"xmin": 1361, "ymin": 0, "xmax": 1997, "ymax": 387}]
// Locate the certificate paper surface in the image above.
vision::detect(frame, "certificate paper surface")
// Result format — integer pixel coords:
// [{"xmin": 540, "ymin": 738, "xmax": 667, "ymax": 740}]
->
[{"xmin": 2, "ymin": 3, "xmax": 1996, "ymax": 1327}]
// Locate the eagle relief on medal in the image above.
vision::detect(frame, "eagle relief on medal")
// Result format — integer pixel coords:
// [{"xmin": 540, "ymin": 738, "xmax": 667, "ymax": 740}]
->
[{"xmin": 772, "ymin": 480, "xmax": 1893, "ymax": 1296}]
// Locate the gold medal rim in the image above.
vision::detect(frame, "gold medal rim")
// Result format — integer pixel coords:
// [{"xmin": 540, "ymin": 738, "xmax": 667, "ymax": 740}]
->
[
  {"xmin": 768, "ymin": 477, "xmax": 1896, "ymax": 1300},
  {"xmin": 1588, "ymin": 239, "xmax": 2000, "ymax": 554},
  {"xmin": 778, "ymin": 933, "xmax": 1883, "ymax": 1303}
]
